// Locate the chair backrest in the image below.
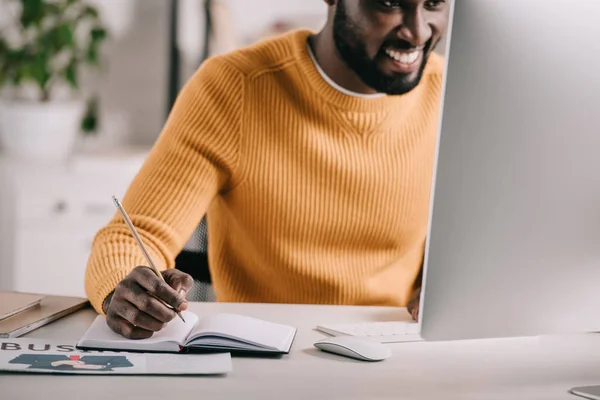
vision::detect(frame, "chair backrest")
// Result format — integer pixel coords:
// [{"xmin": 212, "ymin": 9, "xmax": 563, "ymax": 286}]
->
[
  {"xmin": 183, "ymin": 217, "xmax": 209, "ymax": 254},
  {"xmin": 176, "ymin": 217, "xmax": 215, "ymax": 301}
]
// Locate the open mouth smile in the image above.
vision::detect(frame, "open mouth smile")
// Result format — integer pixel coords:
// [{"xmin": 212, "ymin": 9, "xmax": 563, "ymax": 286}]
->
[{"xmin": 384, "ymin": 45, "xmax": 425, "ymax": 71}]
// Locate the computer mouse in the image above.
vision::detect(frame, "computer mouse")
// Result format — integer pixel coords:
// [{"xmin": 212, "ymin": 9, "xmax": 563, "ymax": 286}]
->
[{"xmin": 314, "ymin": 336, "xmax": 392, "ymax": 362}]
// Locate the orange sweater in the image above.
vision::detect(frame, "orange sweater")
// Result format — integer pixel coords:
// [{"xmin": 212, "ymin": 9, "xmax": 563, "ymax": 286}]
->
[{"xmin": 84, "ymin": 29, "xmax": 445, "ymax": 314}]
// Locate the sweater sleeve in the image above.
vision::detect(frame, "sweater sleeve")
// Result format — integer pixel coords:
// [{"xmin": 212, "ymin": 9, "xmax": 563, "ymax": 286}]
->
[{"xmin": 84, "ymin": 56, "xmax": 245, "ymax": 314}]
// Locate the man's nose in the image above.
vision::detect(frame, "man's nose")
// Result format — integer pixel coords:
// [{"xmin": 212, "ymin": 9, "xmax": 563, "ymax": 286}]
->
[{"xmin": 397, "ymin": 11, "xmax": 432, "ymax": 47}]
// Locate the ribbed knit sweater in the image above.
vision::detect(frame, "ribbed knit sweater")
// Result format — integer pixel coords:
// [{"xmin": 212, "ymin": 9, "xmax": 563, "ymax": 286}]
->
[{"xmin": 84, "ymin": 29, "xmax": 445, "ymax": 314}]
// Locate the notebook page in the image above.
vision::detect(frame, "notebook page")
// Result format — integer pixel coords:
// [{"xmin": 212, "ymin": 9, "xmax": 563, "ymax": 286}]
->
[
  {"xmin": 78, "ymin": 311, "xmax": 199, "ymax": 352},
  {"xmin": 186, "ymin": 313, "xmax": 296, "ymax": 351}
]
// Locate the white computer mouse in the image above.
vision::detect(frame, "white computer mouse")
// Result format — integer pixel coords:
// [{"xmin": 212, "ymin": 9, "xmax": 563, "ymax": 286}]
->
[{"xmin": 314, "ymin": 336, "xmax": 392, "ymax": 362}]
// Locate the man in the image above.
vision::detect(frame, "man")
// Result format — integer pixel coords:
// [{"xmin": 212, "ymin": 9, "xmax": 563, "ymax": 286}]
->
[{"xmin": 85, "ymin": 0, "xmax": 450, "ymax": 338}]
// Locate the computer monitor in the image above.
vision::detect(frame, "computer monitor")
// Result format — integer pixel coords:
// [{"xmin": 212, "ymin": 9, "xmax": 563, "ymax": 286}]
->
[{"xmin": 419, "ymin": 0, "xmax": 600, "ymax": 341}]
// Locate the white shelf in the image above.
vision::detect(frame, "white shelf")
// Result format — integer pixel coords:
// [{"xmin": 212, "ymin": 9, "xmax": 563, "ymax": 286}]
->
[{"xmin": 0, "ymin": 151, "xmax": 146, "ymax": 297}]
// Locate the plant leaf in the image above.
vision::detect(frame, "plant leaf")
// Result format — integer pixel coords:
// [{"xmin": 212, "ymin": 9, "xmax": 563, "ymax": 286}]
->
[
  {"xmin": 86, "ymin": 46, "xmax": 96, "ymax": 65},
  {"xmin": 0, "ymin": 0, "xmax": 109, "ymax": 97},
  {"xmin": 81, "ymin": 96, "xmax": 99, "ymax": 134},
  {"xmin": 82, "ymin": 5, "xmax": 99, "ymax": 19},
  {"xmin": 21, "ymin": 0, "xmax": 45, "ymax": 27},
  {"xmin": 33, "ymin": 49, "xmax": 50, "ymax": 92},
  {"xmin": 65, "ymin": 59, "xmax": 78, "ymax": 88},
  {"xmin": 91, "ymin": 27, "xmax": 107, "ymax": 42},
  {"xmin": 57, "ymin": 23, "xmax": 74, "ymax": 47}
]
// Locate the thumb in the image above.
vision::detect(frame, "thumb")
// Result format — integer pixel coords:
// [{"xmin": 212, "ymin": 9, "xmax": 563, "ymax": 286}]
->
[{"xmin": 162, "ymin": 269, "xmax": 194, "ymax": 298}]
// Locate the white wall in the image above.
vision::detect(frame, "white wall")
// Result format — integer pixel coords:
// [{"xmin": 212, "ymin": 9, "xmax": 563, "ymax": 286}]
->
[
  {"xmin": 86, "ymin": 0, "xmax": 169, "ymax": 148},
  {"xmin": 224, "ymin": 0, "xmax": 327, "ymax": 43}
]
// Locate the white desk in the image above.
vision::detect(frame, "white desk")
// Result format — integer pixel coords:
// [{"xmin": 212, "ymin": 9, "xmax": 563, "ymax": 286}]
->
[{"xmin": 1, "ymin": 302, "xmax": 599, "ymax": 400}]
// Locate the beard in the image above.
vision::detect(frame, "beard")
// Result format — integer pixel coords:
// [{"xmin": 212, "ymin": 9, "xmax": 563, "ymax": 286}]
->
[{"xmin": 332, "ymin": 0, "xmax": 437, "ymax": 95}]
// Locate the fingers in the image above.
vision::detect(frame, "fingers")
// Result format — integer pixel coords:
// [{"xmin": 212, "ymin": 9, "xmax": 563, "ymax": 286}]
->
[
  {"xmin": 133, "ymin": 267, "xmax": 188, "ymax": 311},
  {"xmin": 407, "ymin": 288, "xmax": 421, "ymax": 322},
  {"xmin": 407, "ymin": 304, "xmax": 419, "ymax": 321},
  {"xmin": 121, "ymin": 283, "xmax": 177, "ymax": 323},
  {"xmin": 105, "ymin": 266, "xmax": 189, "ymax": 339},
  {"xmin": 110, "ymin": 297, "xmax": 166, "ymax": 332},
  {"xmin": 106, "ymin": 312, "xmax": 154, "ymax": 340},
  {"xmin": 162, "ymin": 269, "xmax": 194, "ymax": 298},
  {"xmin": 411, "ymin": 306, "xmax": 419, "ymax": 322}
]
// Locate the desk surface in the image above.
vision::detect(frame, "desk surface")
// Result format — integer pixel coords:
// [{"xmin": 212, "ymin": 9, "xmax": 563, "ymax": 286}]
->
[{"xmin": 1, "ymin": 302, "xmax": 599, "ymax": 400}]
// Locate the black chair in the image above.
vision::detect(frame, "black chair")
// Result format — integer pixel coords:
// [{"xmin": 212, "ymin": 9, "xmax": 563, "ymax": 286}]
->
[{"xmin": 175, "ymin": 217, "xmax": 215, "ymax": 301}]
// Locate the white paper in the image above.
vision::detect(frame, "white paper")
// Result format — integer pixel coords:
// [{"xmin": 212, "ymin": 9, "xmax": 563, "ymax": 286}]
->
[
  {"xmin": 188, "ymin": 313, "xmax": 296, "ymax": 352},
  {"xmin": 0, "ymin": 338, "xmax": 231, "ymax": 375},
  {"xmin": 77, "ymin": 311, "xmax": 199, "ymax": 352}
]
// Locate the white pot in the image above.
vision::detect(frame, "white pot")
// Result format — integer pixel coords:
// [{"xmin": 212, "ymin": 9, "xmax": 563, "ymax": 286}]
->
[{"xmin": 0, "ymin": 100, "xmax": 85, "ymax": 162}]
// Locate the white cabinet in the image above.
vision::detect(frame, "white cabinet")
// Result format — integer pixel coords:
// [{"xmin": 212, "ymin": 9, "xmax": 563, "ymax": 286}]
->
[{"xmin": 0, "ymin": 150, "xmax": 148, "ymax": 297}]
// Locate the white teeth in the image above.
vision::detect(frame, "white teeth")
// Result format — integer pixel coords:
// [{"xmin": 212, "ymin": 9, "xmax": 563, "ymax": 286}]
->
[{"xmin": 385, "ymin": 48, "xmax": 421, "ymax": 65}]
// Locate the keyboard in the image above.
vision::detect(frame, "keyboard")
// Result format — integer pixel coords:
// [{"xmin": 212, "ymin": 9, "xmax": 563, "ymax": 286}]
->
[{"xmin": 316, "ymin": 321, "xmax": 423, "ymax": 343}]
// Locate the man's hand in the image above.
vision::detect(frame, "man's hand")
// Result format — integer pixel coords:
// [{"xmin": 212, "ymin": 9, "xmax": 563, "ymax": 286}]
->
[
  {"xmin": 102, "ymin": 266, "xmax": 194, "ymax": 339},
  {"xmin": 407, "ymin": 287, "xmax": 421, "ymax": 322}
]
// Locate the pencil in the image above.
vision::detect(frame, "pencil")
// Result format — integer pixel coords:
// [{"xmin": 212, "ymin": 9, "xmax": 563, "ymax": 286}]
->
[{"xmin": 112, "ymin": 195, "xmax": 186, "ymax": 323}]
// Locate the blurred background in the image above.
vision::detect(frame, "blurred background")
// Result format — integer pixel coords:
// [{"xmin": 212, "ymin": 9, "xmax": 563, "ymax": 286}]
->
[{"xmin": 0, "ymin": 0, "xmax": 448, "ymax": 300}]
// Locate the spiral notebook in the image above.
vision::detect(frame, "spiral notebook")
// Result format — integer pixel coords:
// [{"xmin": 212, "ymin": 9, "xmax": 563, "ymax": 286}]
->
[{"xmin": 77, "ymin": 311, "xmax": 297, "ymax": 355}]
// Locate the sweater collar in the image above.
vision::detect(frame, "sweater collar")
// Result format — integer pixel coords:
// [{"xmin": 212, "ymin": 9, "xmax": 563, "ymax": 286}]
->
[{"xmin": 291, "ymin": 29, "xmax": 408, "ymax": 113}]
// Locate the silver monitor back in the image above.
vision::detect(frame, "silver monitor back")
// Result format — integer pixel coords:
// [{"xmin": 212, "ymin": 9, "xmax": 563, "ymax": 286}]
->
[{"xmin": 420, "ymin": 0, "xmax": 600, "ymax": 341}]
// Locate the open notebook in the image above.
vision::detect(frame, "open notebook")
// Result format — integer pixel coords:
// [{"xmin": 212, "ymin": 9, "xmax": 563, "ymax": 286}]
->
[{"xmin": 77, "ymin": 311, "xmax": 297, "ymax": 355}]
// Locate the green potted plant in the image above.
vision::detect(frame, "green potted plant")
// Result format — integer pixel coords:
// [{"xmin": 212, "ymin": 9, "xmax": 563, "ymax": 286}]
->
[{"xmin": 0, "ymin": 0, "xmax": 109, "ymax": 161}]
